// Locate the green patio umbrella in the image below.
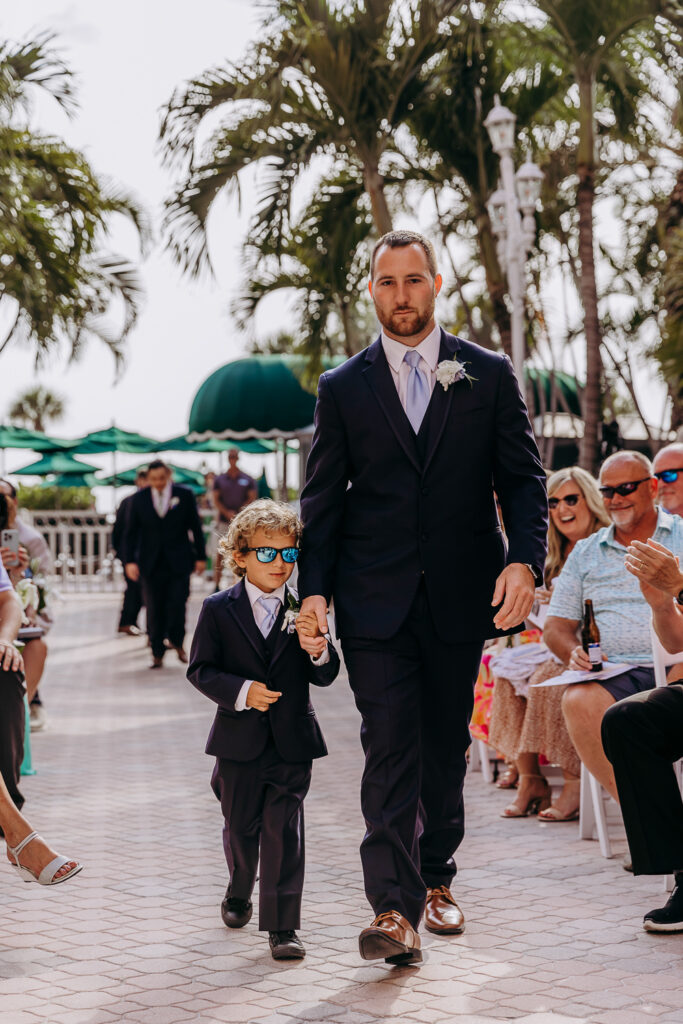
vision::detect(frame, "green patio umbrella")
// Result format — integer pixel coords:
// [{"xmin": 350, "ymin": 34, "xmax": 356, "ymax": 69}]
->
[
  {"xmin": 13, "ymin": 452, "xmax": 101, "ymax": 476},
  {"xmin": 40, "ymin": 472, "xmax": 97, "ymax": 489},
  {"xmin": 256, "ymin": 470, "xmax": 272, "ymax": 499},
  {"xmin": 0, "ymin": 425, "xmax": 75, "ymax": 475},
  {"xmin": 68, "ymin": 426, "xmax": 158, "ymax": 454},
  {"xmin": 98, "ymin": 462, "xmax": 206, "ymax": 489}
]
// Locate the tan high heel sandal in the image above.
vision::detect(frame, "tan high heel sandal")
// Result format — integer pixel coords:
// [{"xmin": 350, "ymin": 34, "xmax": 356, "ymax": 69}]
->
[
  {"xmin": 501, "ymin": 774, "xmax": 551, "ymax": 818},
  {"xmin": 538, "ymin": 778, "xmax": 580, "ymax": 821}
]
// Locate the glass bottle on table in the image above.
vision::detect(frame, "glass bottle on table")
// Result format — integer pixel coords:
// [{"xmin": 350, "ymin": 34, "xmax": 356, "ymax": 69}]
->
[{"xmin": 582, "ymin": 599, "xmax": 603, "ymax": 672}]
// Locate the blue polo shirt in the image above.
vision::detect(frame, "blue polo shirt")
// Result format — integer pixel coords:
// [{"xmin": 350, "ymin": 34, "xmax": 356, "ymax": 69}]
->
[
  {"xmin": 0, "ymin": 561, "xmax": 11, "ymax": 594},
  {"xmin": 547, "ymin": 508, "xmax": 683, "ymax": 664}
]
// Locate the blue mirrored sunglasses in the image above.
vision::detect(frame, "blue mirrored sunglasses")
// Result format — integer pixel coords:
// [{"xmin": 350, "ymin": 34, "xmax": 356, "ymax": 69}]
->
[
  {"xmin": 655, "ymin": 469, "xmax": 683, "ymax": 484},
  {"xmin": 243, "ymin": 546, "xmax": 299, "ymax": 564}
]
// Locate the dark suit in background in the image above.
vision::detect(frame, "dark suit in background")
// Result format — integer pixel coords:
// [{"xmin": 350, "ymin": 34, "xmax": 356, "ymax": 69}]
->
[
  {"xmin": 299, "ymin": 330, "xmax": 548, "ymax": 927},
  {"xmin": 112, "ymin": 492, "xmax": 143, "ymax": 631},
  {"xmin": 125, "ymin": 484, "xmax": 206, "ymax": 660},
  {"xmin": 187, "ymin": 581, "xmax": 339, "ymax": 929}
]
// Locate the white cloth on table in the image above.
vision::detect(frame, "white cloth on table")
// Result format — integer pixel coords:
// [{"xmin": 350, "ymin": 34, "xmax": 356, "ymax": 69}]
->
[{"xmin": 490, "ymin": 643, "xmax": 562, "ymax": 698}]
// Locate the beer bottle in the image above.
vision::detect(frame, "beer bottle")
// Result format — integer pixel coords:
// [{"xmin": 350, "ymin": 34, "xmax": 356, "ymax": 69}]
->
[{"xmin": 581, "ymin": 599, "xmax": 603, "ymax": 672}]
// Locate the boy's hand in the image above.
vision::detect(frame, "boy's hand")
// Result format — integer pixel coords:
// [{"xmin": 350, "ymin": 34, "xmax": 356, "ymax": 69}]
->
[
  {"xmin": 299, "ymin": 632, "xmax": 327, "ymax": 658},
  {"xmin": 245, "ymin": 681, "xmax": 282, "ymax": 711},
  {"xmin": 295, "ymin": 611, "xmax": 322, "ymax": 638}
]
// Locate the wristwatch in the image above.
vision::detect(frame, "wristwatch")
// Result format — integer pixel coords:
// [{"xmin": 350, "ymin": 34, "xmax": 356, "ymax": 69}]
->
[{"xmin": 524, "ymin": 563, "xmax": 543, "ymax": 585}]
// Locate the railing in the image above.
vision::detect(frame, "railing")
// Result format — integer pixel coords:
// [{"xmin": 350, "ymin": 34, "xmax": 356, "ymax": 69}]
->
[{"xmin": 23, "ymin": 510, "xmax": 121, "ymax": 591}]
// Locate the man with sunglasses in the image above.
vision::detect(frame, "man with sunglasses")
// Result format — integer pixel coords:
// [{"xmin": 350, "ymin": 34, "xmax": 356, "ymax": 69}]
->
[
  {"xmin": 653, "ymin": 442, "xmax": 683, "ymax": 518},
  {"xmin": 545, "ymin": 451, "xmax": 683, "ymax": 806}
]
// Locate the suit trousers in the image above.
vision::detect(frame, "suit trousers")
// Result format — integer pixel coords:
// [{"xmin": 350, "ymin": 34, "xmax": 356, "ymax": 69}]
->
[
  {"xmin": 0, "ymin": 667, "xmax": 26, "ymax": 815},
  {"xmin": 602, "ymin": 683, "xmax": 683, "ymax": 875},
  {"xmin": 141, "ymin": 565, "xmax": 190, "ymax": 659},
  {"xmin": 342, "ymin": 582, "xmax": 484, "ymax": 928},
  {"xmin": 118, "ymin": 576, "xmax": 144, "ymax": 629},
  {"xmin": 211, "ymin": 738, "xmax": 312, "ymax": 931}
]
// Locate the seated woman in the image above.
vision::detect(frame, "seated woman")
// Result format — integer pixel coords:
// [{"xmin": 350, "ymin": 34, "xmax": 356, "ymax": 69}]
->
[{"xmin": 488, "ymin": 467, "xmax": 610, "ymax": 820}]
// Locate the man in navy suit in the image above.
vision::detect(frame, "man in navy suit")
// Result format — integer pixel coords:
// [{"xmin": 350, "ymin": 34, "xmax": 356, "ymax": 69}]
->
[
  {"xmin": 112, "ymin": 468, "xmax": 148, "ymax": 636},
  {"xmin": 298, "ymin": 231, "xmax": 548, "ymax": 964},
  {"xmin": 124, "ymin": 460, "xmax": 206, "ymax": 668}
]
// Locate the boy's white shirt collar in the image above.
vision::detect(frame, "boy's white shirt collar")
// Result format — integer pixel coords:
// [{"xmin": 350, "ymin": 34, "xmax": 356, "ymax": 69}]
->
[
  {"xmin": 381, "ymin": 322, "xmax": 441, "ymax": 373},
  {"xmin": 244, "ymin": 577, "xmax": 287, "ymax": 608}
]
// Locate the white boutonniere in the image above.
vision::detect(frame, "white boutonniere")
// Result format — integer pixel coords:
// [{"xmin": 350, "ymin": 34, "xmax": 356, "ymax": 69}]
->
[
  {"xmin": 281, "ymin": 589, "xmax": 300, "ymax": 633},
  {"xmin": 170, "ymin": 496, "xmax": 180, "ymax": 510},
  {"xmin": 15, "ymin": 579, "xmax": 39, "ymax": 625},
  {"xmin": 436, "ymin": 358, "xmax": 477, "ymax": 391}
]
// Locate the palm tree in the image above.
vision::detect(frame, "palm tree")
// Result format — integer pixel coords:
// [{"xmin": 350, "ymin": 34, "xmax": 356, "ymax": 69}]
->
[
  {"xmin": 8, "ymin": 386, "xmax": 65, "ymax": 433},
  {"xmin": 160, "ymin": 0, "xmax": 462, "ymax": 275},
  {"xmin": 0, "ymin": 33, "xmax": 147, "ymax": 369},
  {"xmin": 514, "ymin": 0, "xmax": 680, "ymax": 470}
]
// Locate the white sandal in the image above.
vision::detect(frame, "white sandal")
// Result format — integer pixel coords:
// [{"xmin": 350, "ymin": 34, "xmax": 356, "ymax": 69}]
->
[{"xmin": 7, "ymin": 831, "xmax": 83, "ymax": 885}]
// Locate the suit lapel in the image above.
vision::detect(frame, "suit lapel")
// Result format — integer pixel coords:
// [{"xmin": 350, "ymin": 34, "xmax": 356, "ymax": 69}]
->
[
  {"xmin": 268, "ymin": 600, "xmax": 290, "ymax": 670},
  {"xmin": 420, "ymin": 331, "xmax": 461, "ymax": 475},
  {"xmin": 225, "ymin": 581, "xmax": 268, "ymax": 665},
  {"xmin": 362, "ymin": 338, "xmax": 421, "ymax": 473}
]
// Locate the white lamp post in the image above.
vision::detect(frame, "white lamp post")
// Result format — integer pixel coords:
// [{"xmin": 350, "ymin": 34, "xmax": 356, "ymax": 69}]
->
[{"xmin": 484, "ymin": 95, "xmax": 544, "ymax": 385}]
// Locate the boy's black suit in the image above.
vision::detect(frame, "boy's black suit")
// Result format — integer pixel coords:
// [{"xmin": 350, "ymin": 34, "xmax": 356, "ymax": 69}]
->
[
  {"xmin": 298, "ymin": 330, "xmax": 548, "ymax": 928},
  {"xmin": 187, "ymin": 580, "xmax": 339, "ymax": 930},
  {"xmin": 124, "ymin": 484, "xmax": 206, "ymax": 659}
]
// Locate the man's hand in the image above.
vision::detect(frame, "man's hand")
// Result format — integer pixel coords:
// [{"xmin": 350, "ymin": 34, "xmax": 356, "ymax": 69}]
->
[
  {"xmin": 566, "ymin": 644, "xmax": 603, "ymax": 672},
  {"xmin": 625, "ymin": 539, "xmax": 683, "ymax": 598},
  {"xmin": 0, "ymin": 640, "xmax": 23, "ymax": 674},
  {"xmin": 295, "ymin": 610, "xmax": 322, "ymax": 639},
  {"xmin": 194, "ymin": 560, "xmax": 207, "ymax": 576},
  {"xmin": 245, "ymin": 681, "xmax": 282, "ymax": 711},
  {"xmin": 492, "ymin": 563, "xmax": 536, "ymax": 631},
  {"xmin": 125, "ymin": 563, "xmax": 140, "ymax": 582},
  {"xmin": 300, "ymin": 596, "xmax": 329, "ymax": 636},
  {"xmin": 298, "ymin": 631, "xmax": 327, "ymax": 658}
]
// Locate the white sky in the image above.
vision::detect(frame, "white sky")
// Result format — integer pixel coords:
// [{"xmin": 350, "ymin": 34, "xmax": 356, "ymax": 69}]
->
[{"xmin": 0, "ymin": 1, "xmax": 674, "ymax": 496}]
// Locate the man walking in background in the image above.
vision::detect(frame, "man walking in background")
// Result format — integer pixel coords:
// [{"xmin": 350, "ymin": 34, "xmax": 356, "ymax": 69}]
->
[
  {"xmin": 212, "ymin": 449, "xmax": 256, "ymax": 591},
  {"xmin": 112, "ymin": 468, "xmax": 149, "ymax": 637},
  {"xmin": 124, "ymin": 460, "xmax": 206, "ymax": 669}
]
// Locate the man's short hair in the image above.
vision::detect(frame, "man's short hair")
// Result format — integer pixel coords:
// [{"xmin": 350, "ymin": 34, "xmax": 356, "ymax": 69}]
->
[
  {"xmin": 219, "ymin": 499, "xmax": 302, "ymax": 579},
  {"xmin": 654, "ymin": 441, "xmax": 683, "ymax": 462},
  {"xmin": 600, "ymin": 450, "xmax": 653, "ymax": 479},
  {"xmin": 147, "ymin": 459, "xmax": 169, "ymax": 474},
  {"xmin": 0, "ymin": 478, "xmax": 16, "ymax": 499},
  {"xmin": 370, "ymin": 230, "xmax": 437, "ymax": 279}
]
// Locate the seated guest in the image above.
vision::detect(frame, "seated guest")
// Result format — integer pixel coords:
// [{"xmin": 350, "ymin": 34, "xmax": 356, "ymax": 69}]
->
[
  {"xmin": 0, "ymin": 547, "xmax": 28, "ymax": 815},
  {"xmin": 489, "ymin": 467, "xmax": 609, "ymax": 819},
  {"xmin": 653, "ymin": 442, "xmax": 683, "ymax": 518},
  {"xmin": 602, "ymin": 538, "xmax": 683, "ymax": 932},
  {"xmin": 545, "ymin": 451, "xmax": 683, "ymax": 801}
]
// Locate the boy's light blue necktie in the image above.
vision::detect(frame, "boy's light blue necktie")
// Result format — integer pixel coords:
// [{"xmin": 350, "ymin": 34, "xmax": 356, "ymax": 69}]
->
[
  {"xmin": 404, "ymin": 349, "xmax": 430, "ymax": 433},
  {"xmin": 257, "ymin": 594, "xmax": 281, "ymax": 637}
]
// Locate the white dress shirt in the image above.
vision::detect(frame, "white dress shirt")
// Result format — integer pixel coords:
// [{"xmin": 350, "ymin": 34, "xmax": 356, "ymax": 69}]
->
[
  {"xmin": 151, "ymin": 481, "xmax": 173, "ymax": 517},
  {"xmin": 235, "ymin": 578, "xmax": 330, "ymax": 711},
  {"xmin": 381, "ymin": 322, "xmax": 441, "ymax": 411}
]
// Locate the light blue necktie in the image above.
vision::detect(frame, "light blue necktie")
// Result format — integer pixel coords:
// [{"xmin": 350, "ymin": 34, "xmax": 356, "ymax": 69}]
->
[
  {"xmin": 257, "ymin": 595, "xmax": 281, "ymax": 637},
  {"xmin": 404, "ymin": 349, "xmax": 430, "ymax": 433}
]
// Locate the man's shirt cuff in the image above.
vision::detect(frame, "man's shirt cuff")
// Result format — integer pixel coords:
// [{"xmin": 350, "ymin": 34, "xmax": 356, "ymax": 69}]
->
[{"xmin": 311, "ymin": 647, "xmax": 330, "ymax": 666}]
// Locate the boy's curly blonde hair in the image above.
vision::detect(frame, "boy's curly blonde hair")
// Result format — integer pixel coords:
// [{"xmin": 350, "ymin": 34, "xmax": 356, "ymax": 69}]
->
[{"xmin": 219, "ymin": 499, "xmax": 302, "ymax": 578}]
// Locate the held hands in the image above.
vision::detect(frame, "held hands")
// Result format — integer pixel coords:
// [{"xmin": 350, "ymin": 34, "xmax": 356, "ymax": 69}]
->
[
  {"xmin": 295, "ymin": 611, "xmax": 327, "ymax": 658},
  {"xmin": 246, "ymin": 680, "xmax": 282, "ymax": 712},
  {"xmin": 491, "ymin": 563, "xmax": 536, "ymax": 631},
  {"xmin": 299, "ymin": 596, "xmax": 329, "ymax": 637},
  {"xmin": 625, "ymin": 539, "xmax": 683, "ymax": 608}
]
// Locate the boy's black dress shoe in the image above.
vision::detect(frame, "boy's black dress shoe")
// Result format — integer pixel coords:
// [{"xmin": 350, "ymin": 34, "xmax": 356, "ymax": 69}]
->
[
  {"xmin": 643, "ymin": 879, "xmax": 683, "ymax": 933},
  {"xmin": 269, "ymin": 930, "xmax": 305, "ymax": 960},
  {"xmin": 221, "ymin": 892, "xmax": 253, "ymax": 928}
]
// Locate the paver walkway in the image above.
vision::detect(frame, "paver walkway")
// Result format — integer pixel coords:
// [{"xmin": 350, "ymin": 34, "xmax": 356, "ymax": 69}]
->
[{"xmin": 2, "ymin": 590, "xmax": 683, "ymax": 1024}]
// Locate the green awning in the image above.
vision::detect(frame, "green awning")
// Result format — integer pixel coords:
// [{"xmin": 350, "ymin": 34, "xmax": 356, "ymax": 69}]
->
[{"xmin": 524, "ymin": 368, "xmax": 582, "ymax": 419}]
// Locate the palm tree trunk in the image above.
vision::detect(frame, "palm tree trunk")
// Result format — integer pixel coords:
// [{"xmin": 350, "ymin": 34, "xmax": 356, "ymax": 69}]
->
[
  {"xmin": 576, "ymin": 73, "xmax": 602, "ymax": 474},
  {"xmin": 363, "ymin": 163, "xmax": 393, "ymax": 235}
]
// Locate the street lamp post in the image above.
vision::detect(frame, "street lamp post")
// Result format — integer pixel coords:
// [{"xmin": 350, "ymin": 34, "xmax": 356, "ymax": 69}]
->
[{"xmin": 483, "ymin": 95, "xmax": 544, "ymax": 385}]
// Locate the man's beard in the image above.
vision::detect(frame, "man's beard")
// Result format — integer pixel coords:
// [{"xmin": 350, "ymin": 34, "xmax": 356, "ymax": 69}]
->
[{"xmin": 377, "ymin": 301, "xmax": 434, "ymax": 338}]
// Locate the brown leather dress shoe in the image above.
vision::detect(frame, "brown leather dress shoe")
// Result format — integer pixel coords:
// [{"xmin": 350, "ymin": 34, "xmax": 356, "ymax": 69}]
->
[
  {"xmin": 359, "ymin": 910, "xmax": 421, "ymax": 965},
  {"xmin": 424, "ymin": 886, "xmax": 465, "ymax": 935},
  {"xmin": 174, "ymin": 646, "xmax": 188, "ymax": 664}
]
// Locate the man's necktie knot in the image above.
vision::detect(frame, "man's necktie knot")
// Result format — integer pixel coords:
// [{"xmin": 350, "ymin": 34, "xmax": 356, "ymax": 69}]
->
[
  {"xmin": 403, "ymin": 348, "xmax": 430, "ymax": 433},
  {"xmin": 257, "ymin": 595, "xmax": 281, "ymax": 637}
]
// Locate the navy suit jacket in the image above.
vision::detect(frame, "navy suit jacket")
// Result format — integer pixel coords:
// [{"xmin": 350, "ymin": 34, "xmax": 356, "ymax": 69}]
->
[
  {"xmin": 298, "ymin": 330, "xmax": 548, "ymax": 643},
  {"xmin": 124, "ymin": 484, "xmax": 207, "ymax": 579},
  {"xmin": 187, "ymin": 580, "xmax": 340, "ymax": 763},
  {"xmin": 111, "ymin": 492, "xmax": 134, "ymax": 562}
]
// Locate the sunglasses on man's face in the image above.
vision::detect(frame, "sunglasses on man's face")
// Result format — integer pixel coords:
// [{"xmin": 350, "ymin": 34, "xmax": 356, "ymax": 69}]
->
[
  {"xmin": 598, "ymin": 477, "xmax": 651, "ymax": 500},
  {"xmin": 548, "ymin": 493, "xmax": 580, "ymax": 510},
  {"xmin": 243, "ymin": 546, "xmax": 300, "ymax": 564},
  {"xmin": 654, "ymin": 468, "xmax": 683, "ymax": 484}
]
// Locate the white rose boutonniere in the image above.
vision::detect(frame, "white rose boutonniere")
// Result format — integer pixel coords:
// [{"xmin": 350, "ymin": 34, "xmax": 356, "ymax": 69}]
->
[
  {"xmin": 16, "ymin": 579, "xmax": 39, "ymax": 625},
  {"xmin": 170, "ymin": 496, "xmax": 180, "ymax": 510},
  {"xmin": 436, "ymin": 358, "xmax": 477, "ymax": 391},
  {"xmin": 281, "ymin": 590, "xmax": 301, "ymax": 633}
]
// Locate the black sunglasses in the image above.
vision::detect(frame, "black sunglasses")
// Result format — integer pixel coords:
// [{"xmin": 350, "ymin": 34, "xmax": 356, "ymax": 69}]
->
[
  {"xmin": 548, "ymin": 493, "xmax": 580, "ymax": 510},
  {"xmin": 242, "ymin": 546, "xmax": 299, "ymax": 564},
  {"xmin": 654, "ymin": 468, "xmax": 683, "ymax": 484},
  {"xmin": 599, "ymin": 477, "xmax": 651, "ymax": 500}
]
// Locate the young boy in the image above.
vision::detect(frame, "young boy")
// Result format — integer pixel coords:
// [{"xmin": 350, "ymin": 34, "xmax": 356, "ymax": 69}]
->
[{"xmin": 187, "ymin": 499, "xmax": 339, "ymax": 960}]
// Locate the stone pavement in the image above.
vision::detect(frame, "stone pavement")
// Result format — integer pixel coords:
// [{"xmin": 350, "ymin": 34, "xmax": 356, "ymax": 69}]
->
[{"xmin": 2, "ymin": 590, "xmax": 683, "ymax": 1024}]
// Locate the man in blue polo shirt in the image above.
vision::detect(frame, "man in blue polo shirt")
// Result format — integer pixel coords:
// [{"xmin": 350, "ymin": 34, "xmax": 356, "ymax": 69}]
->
[{"xmin": 545, "ymin": 450, "xmax": 683, "ymax": 801}]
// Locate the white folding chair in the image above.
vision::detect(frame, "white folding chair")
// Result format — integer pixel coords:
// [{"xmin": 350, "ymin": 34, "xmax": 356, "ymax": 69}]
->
[
  {"xmin": 650, "ymin": 621, "xmax": 683, "ymax": 890},
  {"xmin": 468, "ymin": 738, "xmax": 494, "ymax": 784}
]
